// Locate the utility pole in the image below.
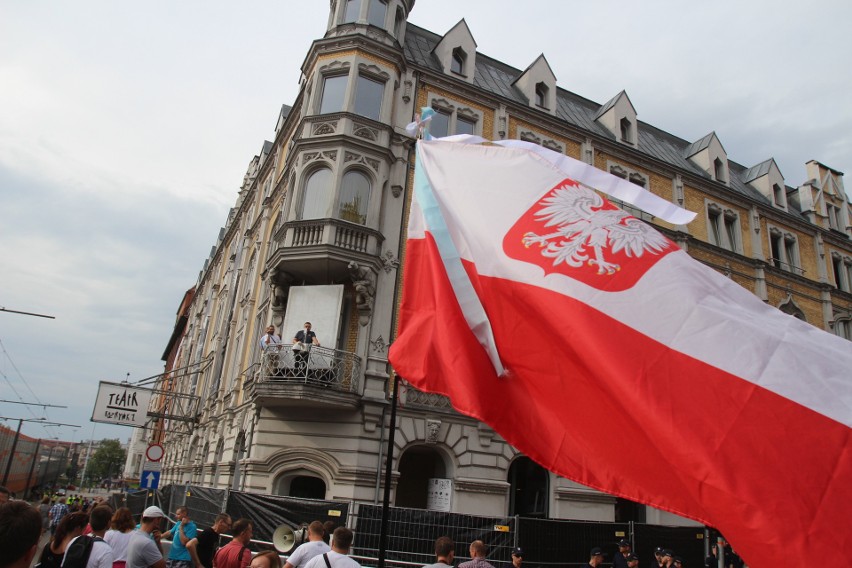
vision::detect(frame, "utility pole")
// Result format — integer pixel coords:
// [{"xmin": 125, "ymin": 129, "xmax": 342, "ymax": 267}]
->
[{"xmin": 24, "ymin": 438, "xmax": 41, "ymax": 498}]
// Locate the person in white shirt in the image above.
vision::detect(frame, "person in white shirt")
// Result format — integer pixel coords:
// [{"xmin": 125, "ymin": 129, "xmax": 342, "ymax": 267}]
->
[
  {"xmin": 104, "ymin": 507, "xmax": 136, "ymax": 566},
  {"xmin": 302, "ymin": 528, "xmax": 359, "ymax": 568},
  {"xmin": 284, "ymin": 522, "xmax": 330, "ymax": 568},
  {"xmin": 64, "ymin": 505, "xmax": 114, "ymax": 568},
  {"xmin": 259, "ymin": 325, "xmax": 282, "ymax": 350}
]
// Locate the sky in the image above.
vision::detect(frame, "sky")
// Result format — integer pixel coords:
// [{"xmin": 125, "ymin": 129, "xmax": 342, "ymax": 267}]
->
[{"xmin": 1, "ymin": 0, "xmax": 850, "ymax": 446}]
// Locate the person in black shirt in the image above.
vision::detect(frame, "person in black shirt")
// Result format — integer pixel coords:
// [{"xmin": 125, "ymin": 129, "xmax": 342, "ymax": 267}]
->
[
  {"xmin": 187, "ymin": 513, "xmax": 231, "ymax": 568},
  {"xmin": 293, "ymin": 322, "xmax": 320, "ymax": 375},
  {"xmin": 613, "ymin": 540, "xmax": 632, "ymax": 568}
]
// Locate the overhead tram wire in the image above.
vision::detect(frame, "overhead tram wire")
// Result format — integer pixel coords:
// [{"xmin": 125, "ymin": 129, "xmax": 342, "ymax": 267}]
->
[
  {"xmin": 0, "ymin": 307, "xmax": 55, "ymax": 319},
  {"xmin": 0, "ymin": 337, "xmax": 52, "ymax": 422}
]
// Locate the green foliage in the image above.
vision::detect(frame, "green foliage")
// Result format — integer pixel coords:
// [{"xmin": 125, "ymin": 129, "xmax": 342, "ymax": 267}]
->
[{"xmin": 87, "ymin": 439, "xmax": 126, "ymax": 481}]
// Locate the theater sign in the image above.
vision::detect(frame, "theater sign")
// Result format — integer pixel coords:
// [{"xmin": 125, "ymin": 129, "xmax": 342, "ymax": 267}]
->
[{"xmin": 91, "ymin": 382, "xmax": 153, "ymax": 427}]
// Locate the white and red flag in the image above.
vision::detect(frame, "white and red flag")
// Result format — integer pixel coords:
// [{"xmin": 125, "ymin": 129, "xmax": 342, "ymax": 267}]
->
[{"xmin": 388, "ymin": 137, "xmax": 852, "ymax": 567}]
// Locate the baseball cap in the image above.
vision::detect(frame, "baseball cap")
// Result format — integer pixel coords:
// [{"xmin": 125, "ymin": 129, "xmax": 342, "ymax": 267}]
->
[
  {"xmin": 590, "ymin": 548, "xmax": 604, "ymax": 557},
  {"xmin": 662, "ymin": 550, "xmax": 674, "ymax": 558},
  {"xmin": 511, "ymin": 548, "xmax": 524, "ymax": 557},
  {"xmin": 617, "ymin": 540, "xmax": 631, "ymax": 547},
  {"xmin": 627, "ymin": 554, "xmax": 639, "ymax": 561},
  {"xmin": 142, "ymin": 506, "xmax": 165, "ymax": 518}
]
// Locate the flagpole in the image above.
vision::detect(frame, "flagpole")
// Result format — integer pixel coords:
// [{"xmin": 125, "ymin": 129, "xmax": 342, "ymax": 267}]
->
[{"xmin": 376, "ymin": 373, "xmax": 400, "ymax": 568}]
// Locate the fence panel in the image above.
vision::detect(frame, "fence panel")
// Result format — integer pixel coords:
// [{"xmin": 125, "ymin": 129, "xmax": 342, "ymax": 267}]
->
[
  {"xmin": 182, "ymin": 485, "xmax": 227, "ymax": 528},
  {"xmin": 353, "ymin": 504, "xmax": 515, "ymax": 568},
  {"xmin": 226, "ymin": 490, "xmax": 350, "ymax": 545},
  {"xmin": 633, "ymin": 524, "xmax": 706, "ymax": 568},
  {"xmin": 516, "ymin": 518, "xmax": 630, "ymax": 568}
]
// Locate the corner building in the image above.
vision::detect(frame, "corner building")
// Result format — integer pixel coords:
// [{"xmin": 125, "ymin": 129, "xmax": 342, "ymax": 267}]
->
[{"xmin": 157, "ymin": 0, "xmax": 852, "ymax": 526}]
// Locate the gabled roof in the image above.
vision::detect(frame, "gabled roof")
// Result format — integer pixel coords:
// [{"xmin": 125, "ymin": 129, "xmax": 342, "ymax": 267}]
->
[
  {"xmin": 684, "ymin": 132, "xmax": 718, "ymax": 158},
  {"xmin": 510, "ymin": 53, "xmax": 556, "ymax": 86},
  {"xmin": 430, "ymin": 18, "xmax": 477, "ymax": 53},
  {"xmin": 593, "ymin": 90, "xmax": 634, "ymax": 121},
  {"xmin": 741, "ymin": 158, "xmax": 778, "ymax": 184}
]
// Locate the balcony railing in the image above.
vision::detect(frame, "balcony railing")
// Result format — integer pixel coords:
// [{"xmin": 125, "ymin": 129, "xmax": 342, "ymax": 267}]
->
[
  {"xmin": 279, "ymin": 218, "xmax": 383, "ymax": 256},
  {"xmin": 256, "ymin": 345, "xmax": 360, "ymax": 394},
  {"xmin": 401, "ymin": 382, "xmax": 453, "ymax": 411}
]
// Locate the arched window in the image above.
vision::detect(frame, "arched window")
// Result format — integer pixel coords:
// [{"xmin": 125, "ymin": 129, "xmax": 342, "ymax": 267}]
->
[
  {"xmin": 535, "ymin": 82, "xmax": 549, "ymax": 108},
  {"xmin": 338, "ymin": 171, "xmax": 371, "ymax": 224},
  {"xmin": 301, "ymin": 168, "xmax": 334, "ymax": 220},
  {"xmin": 273, "ymin": 472, "xmax": 327, "ymax": 499}
]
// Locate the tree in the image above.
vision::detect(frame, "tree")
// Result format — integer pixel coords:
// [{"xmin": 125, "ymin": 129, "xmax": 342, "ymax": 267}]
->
[{"xmin": 87, "ymin": 439, "xmax": 126, "ymax": 482}]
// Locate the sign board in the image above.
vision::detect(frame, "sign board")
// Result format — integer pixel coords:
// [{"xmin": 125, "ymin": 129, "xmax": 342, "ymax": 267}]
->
[
  {"xmin": 426, "ymin": 478, "xmax": 452, "ymax": 512},
  {"xmin": 140, "ymin": 470, "xmax": 160, "ymax": 489},
  {"xmin": 142, "ymin": 460, "xmax": 161, "ymax": 472},
  {"xmin": 146, "ymin": 443, "xmax": 164, "ymax": 462},
  {"xmin": 91, "ymin": 382, "xmax": 153, "ymax": 427}
]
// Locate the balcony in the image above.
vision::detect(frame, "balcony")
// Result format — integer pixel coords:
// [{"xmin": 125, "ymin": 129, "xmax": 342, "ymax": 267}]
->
[
  {"xmin": 249, "ymin": 345, "xmax": 361, "ymax": 409},
  {"xmin": 401, "ymin": 382, "xmax": 454, "ymax": 413},
  {"xmin": 270, "ymin": 218, "xmax": 384, "ymax": 281}
]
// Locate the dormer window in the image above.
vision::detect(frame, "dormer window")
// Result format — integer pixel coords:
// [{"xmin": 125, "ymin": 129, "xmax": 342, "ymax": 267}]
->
[
  {"xmin": 714, "ymin": 157, "xmax": 726, "ymax": 183},
  {"xmin": 620, "ymin": 117, "xmax": 632, "ymax": 143},
  {"xmin": 535, "ymin": 82, "xmax": 549, "ymax": 109},
  {"xmin": 451, "ymin": 48, "xmax": 465, "ymax": 75},
  {"xmin": 367, "ymin": 0, "xmax": 386, "ymax": 28}
]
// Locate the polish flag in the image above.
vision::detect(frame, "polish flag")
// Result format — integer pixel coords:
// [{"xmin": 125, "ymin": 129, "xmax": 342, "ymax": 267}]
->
[{"xmin": 388, "ymin": 138, "xmax": 852, "ymax": 567}]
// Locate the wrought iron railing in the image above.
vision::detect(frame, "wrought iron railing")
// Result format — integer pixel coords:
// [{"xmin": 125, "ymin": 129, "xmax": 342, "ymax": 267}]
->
[{"xmin": 255, "ymin": 345, "xmax": 360, "ymax": 394}]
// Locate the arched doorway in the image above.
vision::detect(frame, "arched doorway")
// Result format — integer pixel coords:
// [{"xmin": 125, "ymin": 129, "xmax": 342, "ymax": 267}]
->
[
  {"xmin": 273, "ymin": 471, "xmax": 327, "ymax": 499},
  {"xmin": 508, "ymin": 457, "xmax": 549, "ymax": 518},
  {"xmin": 395, "ymin": 445, "xmax": 447, "ymax": 509}
]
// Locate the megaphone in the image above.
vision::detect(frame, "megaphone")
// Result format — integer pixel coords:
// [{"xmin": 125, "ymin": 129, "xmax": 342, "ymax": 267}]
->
[{"xmin": 273, "ymin": 524, "xmax": 307, "ymax": 553}]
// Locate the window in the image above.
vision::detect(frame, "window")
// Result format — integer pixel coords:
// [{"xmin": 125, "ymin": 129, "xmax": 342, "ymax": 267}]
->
[
  {"xmin": 319, "ymin": 75, "xmax": 348, "ymax": 114},
  {"xmin": 714, "ymin": 157, "xmax": 726, "ymax": 182},
  {"xmin": 301, "ymin": 168, "xmax": 334, "ymax": 220},
  {"xmin": 456, "ymin": 115, "xmax": 476, "ymax": 135},
  {"xmin": 535, "ymin": 82, "xmax": 548, "ymax": 108},
  {"xmin": 394, "ymin": 7, "xmax": 405, "ymax": 39},
  {"xmin": 428, "ymin": 97, "xmax": 481, "ymax": 137},
  {"xmin": 609, "ymin": 165, "xmax": 652, "ymax": 221},
  {"xmin": 773, "ymin": 184, "xmax": 785, "ymax": 207},
  {"xmin": 353, "ymin": 74, "xmax": 384, "ymax": 120},
  {"xmin": 343, "ymin": 0, "xmax": 360, "ymax": 23},
  {"xmin": 831, "ymin": 254, "xmax": 845, "ymax": 290},
  {"xmin": 620, "ymin": 117, "xmax": 632, "ymax": 142},
  {"xmin": 367, "ymin": 0, "xmax": 386, "ymax": 28},
  {"xmin": 724, "ymin": 211, "xmax": 739, "ymax": 251},
  {"xmin": 827, "ymin": 203, "xmax": 841, "ymax": 230},
  {"xmin": 451, "ymin": 48, "xmax": 465, "ymax": 75},
  {"xmin": 708, "ymin": 205, "xmax": 723, "ymax": 247},
  {"xmin": 768, "ymin": 227, "xmax": 802, "ymax": 274},
  {"xmin": 338, "ymin": 170, "xmax": 371, "ymax": 224},
  {"xmin": 835, "ymin": 318, "xmax": 851, "ymax": 340},
  {"xmin": 430, "ymin": 108, "xmax": 450, "ymax": 138}
]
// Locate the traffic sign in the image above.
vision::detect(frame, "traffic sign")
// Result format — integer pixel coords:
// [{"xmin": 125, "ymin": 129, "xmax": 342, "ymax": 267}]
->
[
  {"xmin": 140, "ymin": 470, "xmax": 160, "ymax": 489},
  {"xmin": 146, "ymin": 443, "xmax": 164, "ymax": 462}
]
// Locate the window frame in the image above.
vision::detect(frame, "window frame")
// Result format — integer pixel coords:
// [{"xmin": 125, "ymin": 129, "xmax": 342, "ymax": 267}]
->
[
  {"xmin": 353, "ymin": 73, "xmax": 385, "ymax": 121},
  {"xmin": 366, "ymin": 0, "xmax": 387, "ymax": 28},
  {"xmin": 535, "ymin": 82, "xmax": 549, "ymax": 109},
  {"xmin": 428, "ymin": 95, "xmax": 482, "ymax": 137},
  {"xmin": 342, "ymin": 0, "xmax": 361, "ymax": 23},
  {"xmin": 337, "ymin": 169, "xmax": 373, "ymax": 225},
  {"xmin": 318, "ymin": 73, "xmax": 349, "ymax": 115},
  {"xmin": 299, "ymin": 167, "xmax": 336, "ymax": 221},
  {"xmin": 451, "ymin": 47, "xmax": 466, "ymax": 75}
]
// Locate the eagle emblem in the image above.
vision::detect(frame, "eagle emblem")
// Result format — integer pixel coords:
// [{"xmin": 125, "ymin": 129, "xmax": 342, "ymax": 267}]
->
[{"xmin": 503, "ymin": 179, "xmax": 676, "ymax": 291}]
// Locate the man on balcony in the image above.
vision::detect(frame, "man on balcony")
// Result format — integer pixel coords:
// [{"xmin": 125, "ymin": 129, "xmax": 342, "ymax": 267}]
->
[
  {"xmin": 292, "ymin": 322, "xmax": 320, "ymax": 376},
  {"xmin": 259, "ymin": 324, "xmax": 283, "ymax": 378}
]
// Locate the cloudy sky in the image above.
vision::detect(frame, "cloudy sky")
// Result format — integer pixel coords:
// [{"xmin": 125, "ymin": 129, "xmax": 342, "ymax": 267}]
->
[{"xmin": 1, "ymin": 0, "xmax": 850, "ymax": 445}]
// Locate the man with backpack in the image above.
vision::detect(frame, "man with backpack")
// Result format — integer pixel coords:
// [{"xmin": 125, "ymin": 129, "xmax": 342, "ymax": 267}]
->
[{"xmin": 62, "ymin": 504, "xmax": 114, "ymax": 568}]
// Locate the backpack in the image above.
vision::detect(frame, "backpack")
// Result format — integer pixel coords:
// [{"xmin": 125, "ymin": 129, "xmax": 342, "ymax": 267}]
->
[{"xmin": 62, "ymin": 535, "xmax": 103, "ymax": 568}]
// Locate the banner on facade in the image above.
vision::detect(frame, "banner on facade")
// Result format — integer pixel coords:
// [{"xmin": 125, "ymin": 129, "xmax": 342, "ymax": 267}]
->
[{"xmin": 91, "ymin": 381, "xmax": 153, "ymax": 427}]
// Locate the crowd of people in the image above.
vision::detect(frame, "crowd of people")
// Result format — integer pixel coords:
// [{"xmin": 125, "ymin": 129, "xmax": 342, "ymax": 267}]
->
[{"xmin": 0, "ymin": 487, "xmax": 743, "ymax": 568}]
